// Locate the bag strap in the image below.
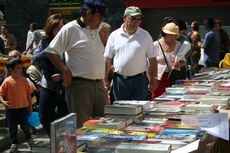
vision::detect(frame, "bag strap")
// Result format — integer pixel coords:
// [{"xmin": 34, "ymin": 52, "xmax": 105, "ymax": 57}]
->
[{"xmin": 158, "ymin": 41, "xmax": 171, "ymax": 71}]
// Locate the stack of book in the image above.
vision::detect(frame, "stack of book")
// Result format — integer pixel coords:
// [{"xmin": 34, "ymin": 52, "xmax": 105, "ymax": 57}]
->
[{"xmin": 104, "ymin": 104, "xmax": 143, "ymax": 121}]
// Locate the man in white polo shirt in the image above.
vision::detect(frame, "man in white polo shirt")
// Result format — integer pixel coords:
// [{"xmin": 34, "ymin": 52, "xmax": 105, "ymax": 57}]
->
[
  {"xmin": 45, "ymin": 0, "xmax": 107, "ymax": 128},
  {"xmin": 104, "ymin": 6, "xmax": 158, "ymax": 100}
]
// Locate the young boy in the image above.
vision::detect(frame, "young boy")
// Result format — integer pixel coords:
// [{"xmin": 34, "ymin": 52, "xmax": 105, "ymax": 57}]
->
[{"xmin": 0, "ymin": 58, "xmax": 34, "ymax": 152}]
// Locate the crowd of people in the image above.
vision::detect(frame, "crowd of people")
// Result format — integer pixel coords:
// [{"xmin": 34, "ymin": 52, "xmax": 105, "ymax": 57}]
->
[{"xmin": 0, "ymin": 0, "xmax": 230, "ymax": 152}]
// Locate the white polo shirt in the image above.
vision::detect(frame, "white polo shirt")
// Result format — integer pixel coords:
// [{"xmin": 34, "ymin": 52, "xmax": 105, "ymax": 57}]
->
[
  {"xmin": 104, "ymin": 24, "xmax": 156, "ymax": 76},
  {"xmin": 45, "ymin": 20, "xmax": 105, "ymax": 80}
]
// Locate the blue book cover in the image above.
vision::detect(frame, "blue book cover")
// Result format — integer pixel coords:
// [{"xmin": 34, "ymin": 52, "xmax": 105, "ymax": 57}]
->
[
  {"xmin": 161, "ymin": 129, "xmax": 200, "ymax": 135},
  {"xmin": 103, "ymin": 133, "xmax": 147, "ymax": 140}
]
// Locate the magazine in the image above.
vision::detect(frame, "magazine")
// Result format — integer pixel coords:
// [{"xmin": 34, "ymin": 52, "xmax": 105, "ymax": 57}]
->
[{"xmin": 50, "ymin": 113, "xmax": 76, "ymax": 153}]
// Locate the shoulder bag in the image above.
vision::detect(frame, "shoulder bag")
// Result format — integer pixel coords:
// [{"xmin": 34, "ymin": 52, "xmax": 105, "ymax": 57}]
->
[{"xmin": 158, "ymin": 41, "xmax": 187, "ymax": 84}]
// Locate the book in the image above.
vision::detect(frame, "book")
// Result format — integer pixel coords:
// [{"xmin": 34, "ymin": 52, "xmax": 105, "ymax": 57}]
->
[
  {"xmin": 160, "ymin": 128, "xmax": 200, "ymax": 135},
  {"xmin": 50, "ymin": 113, "xmax": 76, "ymax": 153},
  {"xmin": 165, "ymin": 87, "xmax": 187, "ymax": 94},
  {"xmin": 153, "ymin": 101, "xmax": 189, "ymax": 108},
  {"xmin": 77, "ymin": 132, "xmax": 106, "ymax": 145},
  {"xmin": 77, "ymin": 127, "xmax": 124, "ymax": 135},
  {"xmin": 97, "ymin": 118, "xmax": 128, "ymax": 130},
  {"xmin": 138, "ymin": 117, "xmax": 168, "ymax": 124},
  {"xmin": 153, "ymin": 97, "xmax": 175, "ymax": 102},
  {"xmin": 115, "ymin": 142, "xmax": 171, "ymax": 153},
  {"xmin": 125, "ymin": 131, "xmax": 156, "ymax": 139},
  {"xmin": 122, "ymin": 122, "xmax": 164, "ymax": 133},
  {"xmin": 164, "ymin": 123, "xmax": 199, "ymax": 130},
  {"xmin": 199, "ymin": 97, "xmax": 230, "ymax": 105},
  {"xmin": 147, "ymin": 138, "xmax": 188, "ymax": 150},
  {"xmin": 113, "ymin": 100, "xmax": 152, "ymax": 111},
  {"xmin": 83, "ymin": 118, "xmax": 133, "ymax": 130},
  {"xmin": 103, "ymin": 133, "xmax": 147, "ymax": 141},
  {"xmin": 153, "ymin": 133, "xmax": 197, "ymax": 143},
  {"xmin": 104, "ymin": 104, "xmax": 142, "ymax": 115},
  {"xmin": 180, "ymin": 104, "xmax": 214, "ymax": 111},
  {"xmin": 87, "ymin": 137, "xmax": 129, "ymax": 153},
  {"xmin": 105, "ymin": 113, "xmax": 143, "ymax": 121}
]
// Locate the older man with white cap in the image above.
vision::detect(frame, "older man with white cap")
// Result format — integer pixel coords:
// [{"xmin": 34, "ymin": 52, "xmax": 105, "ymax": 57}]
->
[
  {"xmin": 104, "ymin": 6, "xmax": 158, "ymax": 101},
  {"xmin": 45, "ymin": 0, "xmax": 108, "ymax": 128}
]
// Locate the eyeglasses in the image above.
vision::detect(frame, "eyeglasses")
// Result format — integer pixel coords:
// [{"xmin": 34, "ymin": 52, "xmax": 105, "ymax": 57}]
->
[
  {"xmin": 9, "ymin": 55, "xmax": 21, "ymax": 59},
  {"xmin": 129, "ymin": 16, "xmax": 142, "ymax": 23}
]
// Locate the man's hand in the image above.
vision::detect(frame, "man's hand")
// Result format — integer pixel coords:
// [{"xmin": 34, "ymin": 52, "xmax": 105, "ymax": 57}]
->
[
  {"xmin": 51, "ymin": 74, "xmax": 62, "ymax": 82},
  {"xmin": 149, "ymin": 78, "xmax": 158, "ymax": 92},
  {"xmin": 62, "ymin": 68, "xmax": 72, "ymax": 87},
  {"xmin": 103, "ymin": 79, "xmax": 111, "ymax": 92}
]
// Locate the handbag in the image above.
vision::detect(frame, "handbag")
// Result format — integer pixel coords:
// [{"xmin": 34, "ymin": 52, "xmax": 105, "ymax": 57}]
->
[{"xmin": 158, "ymin": 41, "xmax": 187, "ymax": 84}]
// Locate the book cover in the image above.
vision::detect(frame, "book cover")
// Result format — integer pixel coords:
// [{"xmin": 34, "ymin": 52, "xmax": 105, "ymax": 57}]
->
[
  {"xmin": 122, "ymin": 122, "xmax": 164, "ymax": 133},
  {"xmin": 113, "ymin": 100, "xmax": 152, "ymax": 111},
  {"xmin": 180, "ymin": 104, "xmax": 214, "ymax": 111},
  {"xmin": 115, "ymin": 142, "xmax": 171, "ymax": 153},
  {"xmin": 83, "ymin": 119, "xmax": 104, "ymax": 128},
  {"xmin": 77, "ymin": 132, "xmax": 106, "ymax": 143},
  {"xmin": 161, "ymin": 128, "xmax": 200, "ymax": 135},
  {"xmin": 50, "ymin": 113, "xmax": 76, "ymax": 153},
  {"xmin": 83, "ymin": 118, "xmax": 133, "ymax": 130},
  {"xmin": 164, "ymin": 123, "xmax": 199, "ymax": 130},
  {"xmin": 87, "ymin": 137, "xmax": 129, "ymax": 153},
  {"xmin": 153, "ymin": 133, "xmax": 197, "ymax": 143},
  {"xmin": 105, "ymin": 113, "xmax": 143, "ymax": 121},
  {"xmin": 97, "ymin": 118, "xmax": 127, "ymax": 130},
  {"xmin": 103, "ymin": 133, "xmax": 147, "ymax": 141},
  {"xmin": 126, "ymin": 131, "xmax": 156, "ymax": 139},
  {"xmin": 138, "ymin": 117, "xmax": 168, "ymax": 124},
  {"xmin": 77, "ymin": 127, "xmax": 124, "ymax": 134},
  {"xmin": 147, "ymin": 138, "xmax": 188, "ymax": 150},
  {"xmin": 104, "ymin": 104, "xmax": 142, "ymax": 115}
]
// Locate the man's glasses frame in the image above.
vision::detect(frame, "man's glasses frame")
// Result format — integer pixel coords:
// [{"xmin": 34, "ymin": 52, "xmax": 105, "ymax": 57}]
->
[{"xmin": 128, "ymin": 15, "xmax": 143, "ymax": 23}]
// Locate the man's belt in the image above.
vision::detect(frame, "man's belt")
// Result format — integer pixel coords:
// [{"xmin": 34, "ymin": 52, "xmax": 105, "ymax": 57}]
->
[
  {"xmin": 114, "ymin": 71, "xmax": 146, "ymax": 79},
  {"xmin": 72, "ymin": 77, "xmax": 102, "ymax": 82}
]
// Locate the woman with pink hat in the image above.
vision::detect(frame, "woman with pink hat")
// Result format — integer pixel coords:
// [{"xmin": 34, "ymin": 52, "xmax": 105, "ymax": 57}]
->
[{"xmin": 152, "ymin": 22, "xmax": 186, "ymax": 99}]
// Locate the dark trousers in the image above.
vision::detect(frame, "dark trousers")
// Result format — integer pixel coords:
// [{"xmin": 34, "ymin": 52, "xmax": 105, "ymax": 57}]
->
[
  {"xmin": 7, "ymin": 108, "xmax": 31, "ymax": 145},
  {"xmin": 112, "ymin": 73, "xmax": 149, "ymax": 100},
  {"xmin": 39, "ymin": 87, "xmax": 69, "ymax": 137}
]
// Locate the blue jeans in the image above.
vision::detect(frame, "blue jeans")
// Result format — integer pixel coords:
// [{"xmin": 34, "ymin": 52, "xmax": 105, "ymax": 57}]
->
[
  {"xmin": 112, "ymin": 73, "xmax": 149, "ymax": 100},
  {"xmin": 7, "ymin": 108, "xmax": 31, "ymax": 145},
  {"xmin": 39, "ymin": 87, "xmax": 69, "ymax": 137}
]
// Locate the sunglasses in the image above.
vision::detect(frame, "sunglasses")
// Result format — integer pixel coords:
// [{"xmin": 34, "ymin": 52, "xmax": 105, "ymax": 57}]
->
[{"xmin": 129, "ymin": 16, "xmax": 143, "ymax": 22}]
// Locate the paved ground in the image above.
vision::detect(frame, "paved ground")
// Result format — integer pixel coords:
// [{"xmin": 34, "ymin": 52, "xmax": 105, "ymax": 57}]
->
[{"xmin": 1, "ymin": 127, "xmax": 49, "ymax": 153}]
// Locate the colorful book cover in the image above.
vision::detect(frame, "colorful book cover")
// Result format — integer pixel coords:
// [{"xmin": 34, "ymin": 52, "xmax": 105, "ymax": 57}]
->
[
  {"xmin": 161, "ymin": 129, "xmax": 200, "ymax": 135},
  {"xmin": 122, "ymin": 122, "xmax": 164, "ymax": 133},
  {"xmin": 116, "ymin": 142, "xmax": 171, "ymax": 153},
  {"xmin": 77, "ymin": 127, "xmax": 124, "ymax": 134},
  {"xmin": 103, "ymin": 133, "xmax": 147, "ymax": 140},
  {"xmin": 153, "ymin": 133, "xmax": 197, "ymax": 143},
  {"xmin": 164, "ymin": 123, "xmax": 199, "ymax": 130},
  {"xmin": 77, "ymin": 133, "xmax": 106, "ymax": 142},
  {"xmin": 50, "ymin": 113, "xmax": 76, "ymax": 153},
  {"xmin": 125, "ymin": 131, "xmax": 156, "ymax": 139},
  {"xmin": 83, "ymin": 118, "xmax": 132, "ymax": 130},
  {"xmin": 97, "ymin": 118, "xmax": 127, "ymax": 130},
  {"xmin": 87, "ymin": 137, "xmax": 130, "ymax": 153}
]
